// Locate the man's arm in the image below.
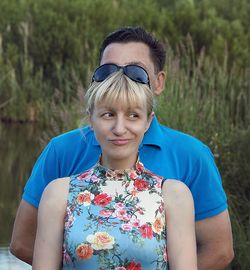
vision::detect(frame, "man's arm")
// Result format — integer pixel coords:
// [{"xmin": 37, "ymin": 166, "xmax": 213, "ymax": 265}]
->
[
  {"xmin": 10, "ymin": 200, "xmax": 37, "ymax": 265},
  {"xmin": 196, "ymin": 210, "xmax": 234, "ymax": 270}
]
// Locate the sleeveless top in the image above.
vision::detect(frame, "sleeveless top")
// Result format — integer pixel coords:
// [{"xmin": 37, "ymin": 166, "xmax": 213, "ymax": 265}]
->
[{"xmin": 62, "ymin": 160, "xmax": 169, "ymax": 269}]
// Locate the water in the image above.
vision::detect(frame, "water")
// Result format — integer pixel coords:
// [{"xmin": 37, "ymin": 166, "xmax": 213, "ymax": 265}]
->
[
  {"xmin": 0, "ymin": 122, "xmax": 44, "ymax": 267},
  {"xmin": 0, "ymin": 248, "xmax": 31, "ymax": 270}
]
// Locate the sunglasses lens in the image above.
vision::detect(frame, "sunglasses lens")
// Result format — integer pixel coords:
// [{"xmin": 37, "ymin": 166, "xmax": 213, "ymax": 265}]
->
[
  {"xmin": 93, "ymin": 64, "xmax": 150, "ymax": 86},
  {"xmin": 125, "ymin": 66, "xmax": 149, "ymax": 85},
  {"xmin": 93, "ymin": 64, "xmax": 118, "ymax": 82}
]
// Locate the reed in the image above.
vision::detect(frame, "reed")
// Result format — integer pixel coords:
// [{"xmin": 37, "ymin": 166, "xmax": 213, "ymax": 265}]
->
[{"xmin": 156, "ymin": 38, "xmax": 249, "ymax": 269}]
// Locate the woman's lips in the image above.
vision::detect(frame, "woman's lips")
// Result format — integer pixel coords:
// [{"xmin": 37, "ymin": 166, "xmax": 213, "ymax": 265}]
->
[{"xmin": 109, "ymin": 139, "xmax": 130, "ymax": 146}]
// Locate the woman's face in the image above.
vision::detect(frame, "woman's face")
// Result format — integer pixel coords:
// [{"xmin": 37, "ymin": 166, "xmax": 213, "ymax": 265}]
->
[{"xmin": 90, "ymin": 101, "xmax": 153, "ymax": 170}]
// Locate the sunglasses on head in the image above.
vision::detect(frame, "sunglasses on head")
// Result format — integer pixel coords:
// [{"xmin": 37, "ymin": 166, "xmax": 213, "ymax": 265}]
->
[{"xmin": 92, "ymin": 63, "xmax": 150, "ymax": 86}]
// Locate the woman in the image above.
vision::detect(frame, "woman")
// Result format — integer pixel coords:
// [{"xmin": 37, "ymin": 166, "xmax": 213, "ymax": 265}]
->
[{"xmin": 33, "ymin": 65, "xmax": 197, "ymax": 270}]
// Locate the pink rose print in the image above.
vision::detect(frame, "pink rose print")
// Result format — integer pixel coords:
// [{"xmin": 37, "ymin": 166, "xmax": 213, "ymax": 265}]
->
[
  {"xmin": 136, "ymin": 161, "xmax": 144, "ymax": 173},
  {"xmin": 63, "ymin": 245, "xmax": 70, "ymax": 264},
  {"xmin": 115, "ymin": 202, "xmax": 125, "ymax": 209},
  {"xmin": 114, "ymin": 209, "xmax": 131, "ymax": 221},
  {"xmin": 158, "ymin": 201, "xmax": 164, "ymax": 214},
  {"xmin": 91, "ymin": 175, "xmax": 99, "ymax": 182},
  {"xmin": 94, "ymin": 193, "xmax": 112, "ymax": 207},
  {"xmin": 130, "ymin": 217, "xmax": 140, "ymax": 227},
  {"xmin": 64, "ymin": 208, "xmax": 75, "ymax": 229},
  {"xmin": 77, "ymin": 170, "xmax": 93, "ymax": 181},
  {"xmin": 129, "ymin": 171, "xmax": 138, "ymax": 180},
  {"xmin": 99, "ymin": 209, "xmax": 113, "ymax": 217},
  {"xmin": 121, "ymin": 223, "xmax": 133, "ymax": 231},
  {"xmin": 153, "ymin": 176, "xmax": 162, "ymax": 188},
  {"xmin": 126, "ymin": 261, "xmax": 142, "ymax": 270},
  {"xmin": 135, "ymin": 206, "xmax": 145, "ymax": 215},
  {"xmin": 139, "ymin": 223, "xmax": 153, "ymax": 239},
  {"xmin": 134, "ymin": 179, "xmax": 149, "ymax": 191}
]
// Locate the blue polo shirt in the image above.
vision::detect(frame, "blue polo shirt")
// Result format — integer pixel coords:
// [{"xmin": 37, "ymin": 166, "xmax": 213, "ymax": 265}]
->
[{"xmin": 23, "ymin": 117, "xmax": 227, "ymax": 221}]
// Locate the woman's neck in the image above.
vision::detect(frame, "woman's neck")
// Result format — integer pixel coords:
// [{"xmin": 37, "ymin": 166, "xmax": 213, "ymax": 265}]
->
[{"xmin": 100, "ymin": 155, "xmax": 138, "ymax": 170}]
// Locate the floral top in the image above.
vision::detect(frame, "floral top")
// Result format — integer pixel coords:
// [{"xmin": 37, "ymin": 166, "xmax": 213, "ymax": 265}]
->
[{"xmin": 62, "ymin": 160, "xmax": 168, "ymax": 270}]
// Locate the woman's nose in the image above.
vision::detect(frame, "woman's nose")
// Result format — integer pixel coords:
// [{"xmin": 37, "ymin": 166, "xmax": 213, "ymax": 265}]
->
[{"xmin": 112, "ymin": 116, "xmax": 127, "ymax": 135}]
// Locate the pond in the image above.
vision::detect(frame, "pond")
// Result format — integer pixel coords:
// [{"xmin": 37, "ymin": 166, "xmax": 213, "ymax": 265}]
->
[
  {"xmin": 0, "ymin": 122, "xmax": 44, "ymax": 269},
  {"xmin": 0, "ymin": 247, "xmax": 31, "ymax": 269}
]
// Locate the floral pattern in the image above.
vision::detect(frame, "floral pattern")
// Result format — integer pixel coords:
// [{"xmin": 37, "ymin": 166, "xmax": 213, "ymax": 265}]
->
[{"xmin": 63, "ymin": 160, "xmax": 168, "ymax": 269}]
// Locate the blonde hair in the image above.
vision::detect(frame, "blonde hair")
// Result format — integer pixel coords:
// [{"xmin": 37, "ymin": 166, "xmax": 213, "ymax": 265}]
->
[{"xmin": 85, "ymin": 71, "xmax": 154, "ymax": 117}]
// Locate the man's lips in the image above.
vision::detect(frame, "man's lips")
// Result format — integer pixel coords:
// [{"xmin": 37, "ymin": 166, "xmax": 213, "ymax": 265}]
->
[{"xmin": 109, "ymin": 139, "xmax": 131, "ymax": 146}]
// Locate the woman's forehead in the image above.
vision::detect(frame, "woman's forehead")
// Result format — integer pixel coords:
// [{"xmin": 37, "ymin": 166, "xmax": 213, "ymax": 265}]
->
[
  {"xmin": 95, "ymin": 99, "xmax": 145, "ymax": 111},
  {"xmin": 98, "ymin": 93, "xmax": 145, "ymax": 106}
]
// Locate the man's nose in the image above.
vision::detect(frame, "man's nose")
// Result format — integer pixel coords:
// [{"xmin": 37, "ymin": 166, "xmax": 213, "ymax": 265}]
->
[{"xmin": 112, "ymin": 116, "xmax": 127, "ymax": 135}]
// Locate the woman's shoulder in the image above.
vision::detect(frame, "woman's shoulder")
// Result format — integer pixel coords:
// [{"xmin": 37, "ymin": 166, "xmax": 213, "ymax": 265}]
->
[
  {"xmin": 44, "ymin": 177, "xmax": 70, "ymax": 195},
  {"xmin": 40, "ymin": 177, "xmax": 70, "ymax": 209},
  {"xmin": 162, "ymin": 179, "xmax": 193, "ymax": 206}
]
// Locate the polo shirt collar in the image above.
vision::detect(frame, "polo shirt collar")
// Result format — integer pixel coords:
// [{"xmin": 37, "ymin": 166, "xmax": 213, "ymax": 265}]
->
[
  {"xmin": 91, "ymin": 116, "xmax": 164, "ymax": 149},
  {"xmin": 142, "ymin": 116, "xmax": 164, "ymax": 148}
]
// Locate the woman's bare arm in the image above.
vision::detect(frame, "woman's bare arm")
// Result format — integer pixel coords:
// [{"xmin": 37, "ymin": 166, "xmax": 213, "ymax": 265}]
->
[
  {"xmin": 162, "ymin": 180, "xmax": 197, "ymax": 270},
  {"xmin": 32, "ymin": 178, "xmax": 69, "ymax": 270}
]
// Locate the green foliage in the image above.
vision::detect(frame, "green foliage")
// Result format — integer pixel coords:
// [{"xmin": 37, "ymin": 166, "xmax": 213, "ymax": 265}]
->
[
  {"xmin": 155, "ymin": 37, "xmax": 249, "ymax": 269},
  {"xmin": 221, "ymin": 128, "xmax": 250, "ymax": 270},
  {"xmin": 0, "ymin": 0, "xmax": 248, "ymax": 122}
]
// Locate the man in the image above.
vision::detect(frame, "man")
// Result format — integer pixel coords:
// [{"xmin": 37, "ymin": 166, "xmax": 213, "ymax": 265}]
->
[{"xmin": 10, "ymin": 26, "xmax": 234, "ymax": 269}]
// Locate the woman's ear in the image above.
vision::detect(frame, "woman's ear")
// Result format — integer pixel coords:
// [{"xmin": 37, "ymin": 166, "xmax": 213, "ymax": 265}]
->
[
  {"xmin": 87, "ymin": 110, "xmax": 93, "ymax": 130},
  {"xmin": 145, "ymin": 111, "xmax": 154, "ymax": 132}
]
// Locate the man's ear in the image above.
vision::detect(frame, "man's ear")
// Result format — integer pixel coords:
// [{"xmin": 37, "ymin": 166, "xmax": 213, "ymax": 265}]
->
[{"xmin": 153, "ymin": 71, "xmax": 166, "ymax": 96}]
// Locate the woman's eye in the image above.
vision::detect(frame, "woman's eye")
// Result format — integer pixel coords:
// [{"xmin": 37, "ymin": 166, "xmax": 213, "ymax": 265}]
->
[
  {"xmin": 102, "ymin": 112, "xmax": 113, "ymax": 118},
  {"xmin": 129, "ymin": 113, "xmax": 139, "ymax": 119}
]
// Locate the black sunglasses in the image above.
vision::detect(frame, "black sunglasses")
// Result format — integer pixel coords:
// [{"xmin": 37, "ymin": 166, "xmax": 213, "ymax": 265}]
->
[{"xmin": 92, "ymin": 63, "xmax": 150, "ymax": 86}]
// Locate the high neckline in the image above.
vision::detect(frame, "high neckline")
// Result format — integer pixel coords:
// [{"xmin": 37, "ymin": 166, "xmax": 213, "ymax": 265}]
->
[{"xmin": 94, "ymin": 158, "xmax": 146, "ymax": 181}]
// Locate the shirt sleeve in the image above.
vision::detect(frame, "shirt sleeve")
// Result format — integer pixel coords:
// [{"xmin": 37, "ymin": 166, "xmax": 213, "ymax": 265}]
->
[
  {"xmin": 22, "ymin": 139, "xmax": 60, "ymax": 208},
  {"xmin": 186, "ymin": 144, "xmax": 228, "ymax": 221}
]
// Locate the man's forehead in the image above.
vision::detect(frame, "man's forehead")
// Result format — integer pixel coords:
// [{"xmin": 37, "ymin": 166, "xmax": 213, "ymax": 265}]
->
[{"xmin": 100, "ymin": 42, "xmax": 152, "ymax": 69}]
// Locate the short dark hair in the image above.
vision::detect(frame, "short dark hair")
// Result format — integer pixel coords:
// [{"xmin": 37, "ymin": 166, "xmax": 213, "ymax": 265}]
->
[{"xmin": 99, "ymin": 26, "xmax": 166, "ymax": 72}]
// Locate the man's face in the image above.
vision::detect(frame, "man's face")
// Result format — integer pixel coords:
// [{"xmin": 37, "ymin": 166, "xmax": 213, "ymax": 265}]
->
[{"xmin": 100, "ymin": 42, "xmax": 165, "ymax": 95}]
